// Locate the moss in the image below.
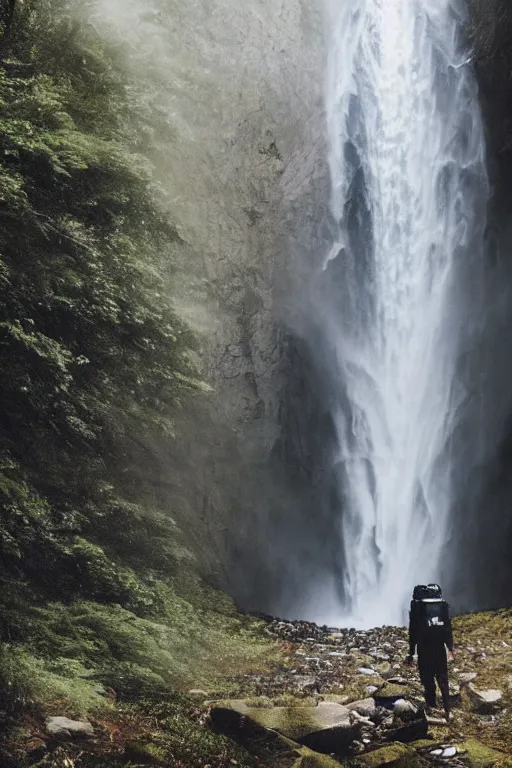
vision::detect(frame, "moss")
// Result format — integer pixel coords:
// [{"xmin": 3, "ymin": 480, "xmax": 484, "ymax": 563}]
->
[
  {"xmin": 244, "ymin": 696, "xmax": 275, "ymax": 708},
  {"xmin": 273, "ymin": 694, "xmax": 321, "ymax": 708},
  {"xmin": 295, "ymin": 747, "xmax": 347, "ymax": 767},
  {"xmin": 0, "ymin": 644, "xmax": 108, "ymax": 718},
  {"xmin": 355, "ymin": 743, "xmax": 410, "ymax": 767},
  {"xmin": 124, "ymin": 741, "xmax": 167, "ymax": 765},
  {"xmin": 409, "ymin": 741, "xmax": 435, "ymax": 750},
  {"xmin": 0, "ymin": 577, "xmax": 277, "ymax": 723},
  {"xmin": 212, "ymin": 700, "xmax": 321, "ymax": 742},
  {"xmin": 374, "ymin": 683, "xmax": 417, "ymax": 700},
  {"xmin": 455, "ymin": 739, "xmax": 510, "ymax": 768},
  {"xmin": 394, "ymin": 754, "xmax": 430, "ymax": 768}
]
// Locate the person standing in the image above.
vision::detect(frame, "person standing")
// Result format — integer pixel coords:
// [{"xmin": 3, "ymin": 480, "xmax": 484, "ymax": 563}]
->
[{"xmin": 406, "ymin": 584, "xmax": 454, "ymax": 721}]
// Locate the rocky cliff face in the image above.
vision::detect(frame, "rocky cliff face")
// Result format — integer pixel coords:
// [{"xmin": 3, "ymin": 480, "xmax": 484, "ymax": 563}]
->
[
  {"xmin": 451, "ymin": 1, "xmax": 512, "ymax": 611},
  {"xmin": 90, "ymin": 0, "xmax": 329, "ymax": 613}
]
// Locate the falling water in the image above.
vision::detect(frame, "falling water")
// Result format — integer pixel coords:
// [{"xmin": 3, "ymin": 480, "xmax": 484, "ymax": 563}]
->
[{"xmin": 323, "ymin": 0, "xmax": 488, "ymax": 626}]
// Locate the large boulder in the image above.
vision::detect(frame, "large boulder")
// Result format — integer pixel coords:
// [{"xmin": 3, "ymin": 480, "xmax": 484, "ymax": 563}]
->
[
  {"xmin": 209, "ymin": 706, "xmax": 303, "ymax": 761},
  {"xmin": 210, "ymin": 700, "xmax": 361, "ymax": 756}
]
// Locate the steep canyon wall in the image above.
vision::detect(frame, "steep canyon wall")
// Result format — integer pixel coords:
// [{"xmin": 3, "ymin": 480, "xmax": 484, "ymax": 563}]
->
[{"xmin": 88, "ymin": 0, "xmax": 331, "ymax": 615}]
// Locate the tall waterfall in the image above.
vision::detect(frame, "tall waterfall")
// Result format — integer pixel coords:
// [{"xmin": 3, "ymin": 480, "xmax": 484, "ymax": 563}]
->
[{"xmin": 323, "ymin": 0, "xmax": 489, "ymax": 627}]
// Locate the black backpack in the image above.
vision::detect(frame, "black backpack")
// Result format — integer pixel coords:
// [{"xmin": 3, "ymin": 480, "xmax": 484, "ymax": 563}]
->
[
  {"xmin": 411, "ymin": 584, "xmax": 447, "ymax": 634},
  {"xmin": 412, "ymin": 583, "xmax": 442, "ymax": 601}
]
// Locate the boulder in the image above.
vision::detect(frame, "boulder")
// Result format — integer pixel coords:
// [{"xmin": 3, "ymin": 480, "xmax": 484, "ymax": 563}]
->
[
  {"xmin": 210, "ymin": 700, "xmax": 360, "ymax": 756},
  {"xmin": 45, "ymin": 717, "xmax": 94, "ymax": 740},
  {"xmin": 209, "ymin": 707, "xmax": 302, "ymax": 761},
  {"xmin": 466, "ymin": 683, "xmax": 503, "ymax": 713}
]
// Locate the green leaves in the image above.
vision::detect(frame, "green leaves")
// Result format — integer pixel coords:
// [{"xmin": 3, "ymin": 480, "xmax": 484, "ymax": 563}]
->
[{"xmin": 0, "ymin": 0, "xmax": 208, "ymax": 678}]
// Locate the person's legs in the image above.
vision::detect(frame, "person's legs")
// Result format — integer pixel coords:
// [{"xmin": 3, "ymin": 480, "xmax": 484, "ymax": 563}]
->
[
  {"xmin": 434, "ymin": 652, "xmax": 450, "ymax": 715},
  {"xmin": 418, "ymin": 653, "xmax": 436, "ymax": 708}
]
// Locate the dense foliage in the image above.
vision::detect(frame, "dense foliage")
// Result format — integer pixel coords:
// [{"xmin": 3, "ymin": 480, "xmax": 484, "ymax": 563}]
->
[{"xmin": 0, "ymin": 0, "xmax": 268, "ymax": 729}]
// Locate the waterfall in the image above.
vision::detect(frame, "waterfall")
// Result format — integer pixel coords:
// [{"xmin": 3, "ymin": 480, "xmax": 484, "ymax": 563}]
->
[{"xmin": 322, "ymin": 0, "xmax": 489, "ymax": 626}]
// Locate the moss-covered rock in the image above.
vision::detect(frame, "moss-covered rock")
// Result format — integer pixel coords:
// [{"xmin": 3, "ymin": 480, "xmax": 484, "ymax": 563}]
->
[
  {"xmin": 211, "ymin": 700, "xmax": 351, "ymax": 741},
  {"xmin": 455, "ymin": 739, "xmax": 510, "ymax": 768},
  {"xmin": 394, "ymin": 753, "xmax": 430, "ymax": 768},
  {"xmin": 294, "ymin": 747, "xmax": 346, "ymax": 768},
  {"xmin": 210, "ymin": 701, "xmax": 361, "ymax": 758},
  {"xmin": 408, "ymin": 741, "xmax": 435, "ymax": 750},
  {"xmin": 355, "ymin": 742, "xmax": 410, "ymax": 767}
]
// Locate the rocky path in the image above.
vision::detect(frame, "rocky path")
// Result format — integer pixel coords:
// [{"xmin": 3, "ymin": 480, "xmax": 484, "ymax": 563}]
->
[{"xmin": 209, "ymin": 615, "xmax": 512, "ymax": 767}]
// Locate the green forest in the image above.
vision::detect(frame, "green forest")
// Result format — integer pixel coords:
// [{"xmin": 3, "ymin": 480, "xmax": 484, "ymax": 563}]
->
[{"xmin": 0, "ymin": 3, "xmax": 274, "ymax": 764}]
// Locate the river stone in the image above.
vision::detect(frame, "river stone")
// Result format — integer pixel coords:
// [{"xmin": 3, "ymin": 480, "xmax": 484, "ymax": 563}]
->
[
  {"xmin": 459, "ymin": 672, "xmax": 478, "ymax": 686},
  {"xmin": 466, "ymin": 683, "xmax": 503, "ymax": 713},
  {"xmin": 358, "ymin": 667, "xmax": 378, "ymax": 676},
  {"xmin": 46, "ymin": 717, "xmax": 94, "ymax": 739}
]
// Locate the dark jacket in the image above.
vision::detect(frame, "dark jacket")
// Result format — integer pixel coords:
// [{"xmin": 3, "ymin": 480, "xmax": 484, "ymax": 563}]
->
[{"xmin": 408, "ymin": 599, "xmax": 453, "ymax": 656}]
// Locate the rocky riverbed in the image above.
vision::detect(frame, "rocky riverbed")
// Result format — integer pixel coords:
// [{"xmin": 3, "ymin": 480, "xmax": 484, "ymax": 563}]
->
[
  {"xmin": 206, "ymin": 612, "xmax": 512, "ymax": 767},
  {"xmin": 3, "ymin": 610, "xmax": 512, "ymax": 767}
]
